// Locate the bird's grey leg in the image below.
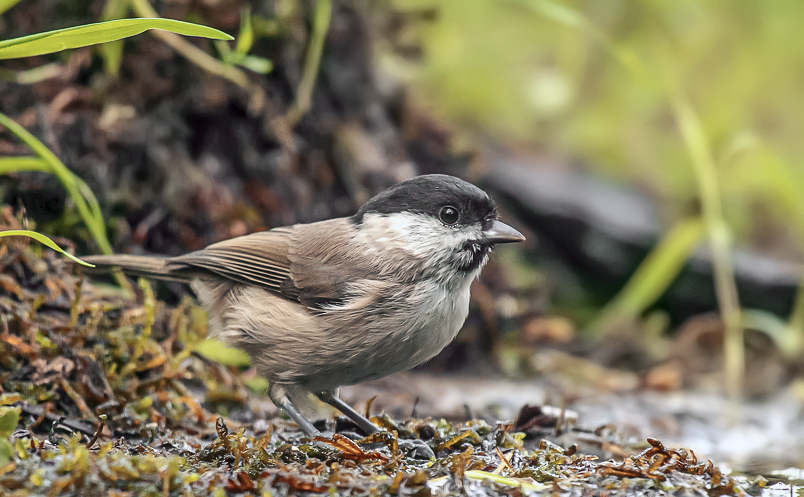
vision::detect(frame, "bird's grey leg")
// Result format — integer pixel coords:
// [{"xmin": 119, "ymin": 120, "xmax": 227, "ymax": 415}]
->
[
  {"xmin": 268, "ymin": 383, "xmax": 319, "ymax": 437},
  {"xmin": 316, "ymin": 390, "xmax": 434, "ymax": 459},
  {"xmin": 316, "ymin": 391, "xmax": 379, "ymax": 434}
]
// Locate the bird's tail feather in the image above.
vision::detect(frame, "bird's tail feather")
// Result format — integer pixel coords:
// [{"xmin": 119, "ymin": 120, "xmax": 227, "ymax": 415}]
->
[{"xmin": 81, "ymin": 254, "xmax": 190, "ymax": 283}]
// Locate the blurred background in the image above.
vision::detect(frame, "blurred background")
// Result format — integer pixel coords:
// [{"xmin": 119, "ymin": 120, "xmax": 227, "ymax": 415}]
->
[{"xmin": 3, "ymin": 0, "xmax": 804, "ymax": 471}]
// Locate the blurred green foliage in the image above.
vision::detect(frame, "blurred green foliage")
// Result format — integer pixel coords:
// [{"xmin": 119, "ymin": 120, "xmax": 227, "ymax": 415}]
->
[
  {"xmin": 391, "ymin": 0, "xmax": 804, "ymax": 250},
  {"xmin": 388, "ymin": 0, "xmax": 804, "ymax": 391}
]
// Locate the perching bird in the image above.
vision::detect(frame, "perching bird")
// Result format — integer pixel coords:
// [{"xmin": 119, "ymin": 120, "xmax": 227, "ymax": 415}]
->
[{"xmin": 83, "ymin": 174, "xmax": 524, "ymax": 455}]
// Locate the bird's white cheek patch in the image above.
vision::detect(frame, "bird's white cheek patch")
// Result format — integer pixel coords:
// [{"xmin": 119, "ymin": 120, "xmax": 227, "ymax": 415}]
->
[
  {"xmin": 357, "ymin": 212, "xmax": 487, "ymax": 284},
  {"xmin": 360, "ymin": 212, "xmax": 478, "ymax": 252}
]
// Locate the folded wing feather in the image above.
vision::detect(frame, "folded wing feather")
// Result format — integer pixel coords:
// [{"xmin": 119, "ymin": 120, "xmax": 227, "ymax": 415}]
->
[{"xmin": 170, "ymin": 218, "xmax": 374, "ymax": 309}]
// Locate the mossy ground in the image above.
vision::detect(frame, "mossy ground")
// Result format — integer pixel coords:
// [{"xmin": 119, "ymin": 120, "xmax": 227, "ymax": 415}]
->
[{"xmin": 0, "ymin": 213, "xmax": 745, "ymax": 496}]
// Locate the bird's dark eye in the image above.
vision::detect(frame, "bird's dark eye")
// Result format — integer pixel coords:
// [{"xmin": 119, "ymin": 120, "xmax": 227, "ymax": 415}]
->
[{"xmin": 439, "ymin": 205, "xmax": 460, "ymax": 225}]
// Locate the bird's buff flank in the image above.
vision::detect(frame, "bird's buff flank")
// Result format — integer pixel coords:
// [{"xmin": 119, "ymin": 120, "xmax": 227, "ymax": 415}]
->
[{"xmin": 82, "ymin": 174, "xmax": 525, "ymax": 457}]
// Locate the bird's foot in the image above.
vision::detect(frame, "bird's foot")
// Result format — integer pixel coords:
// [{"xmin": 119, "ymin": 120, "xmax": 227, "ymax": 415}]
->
[{"xmin": 397, "ymin": 438, "xmax": 434, "ymax": 460}]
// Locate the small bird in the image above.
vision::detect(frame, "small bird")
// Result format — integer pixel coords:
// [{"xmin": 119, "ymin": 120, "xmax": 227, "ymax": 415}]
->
[{"xmin": 83, "ymin": 174, "xmax": 524, "ymax": 453}]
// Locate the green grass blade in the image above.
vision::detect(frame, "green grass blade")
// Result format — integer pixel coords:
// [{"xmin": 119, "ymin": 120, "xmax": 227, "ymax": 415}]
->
[
  {"xmin": 671, "ymin": 89, "xmax": 743, "ymax": 400},
  {"xmin": 285, "ymin": 0, "xmax": 331, "ymax": 124},
  {"xmin": 590, "ymin": 217, "xmax": 705, "ymax": 332},
  {"xmin": 235, "ymin": 6, "xmax": 254, "ymax": 55},
  {"xmin": 0, "ymin": 113, "xmax": 111, "ymax": 255},
  {"xmin": 0, "ymin": 156, "xmax": 50, "ymax": 173},
  {"xmin": 0, "ymin": 156, "xmax": 106, "ymax": 234},
  {"xmin": 99, "ymin": 0, "xmax": 131, "ymax": 77},
  {"xmin": 463, "ymin": 471, "xmax": 549, "ymax": 491},
  {"xmin": 0, "ymin": 0, "xmax": 23, "ymax": 17},
  {"xmin": 0, "ymin": 18, "xmax": 233, "ymax": 59},
  {"xmin": 0, "ymin": 229, "xmax": 94, "ymax": 266}
]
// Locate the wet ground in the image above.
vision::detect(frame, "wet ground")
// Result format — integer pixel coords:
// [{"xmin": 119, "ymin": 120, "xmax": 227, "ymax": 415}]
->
[
  {"xmin": 0, "ymin": 230, "xmax": 753, "ymax": 495},
  {"xmin": 349, "ymin": 371, "xmax": 804, "ymax": 474}
]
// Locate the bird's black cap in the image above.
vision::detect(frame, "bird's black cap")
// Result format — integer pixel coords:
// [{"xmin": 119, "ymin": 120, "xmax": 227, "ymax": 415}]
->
[{"xmin": 353, "ymin": 174, "xmax": 497, "ymax": 227}]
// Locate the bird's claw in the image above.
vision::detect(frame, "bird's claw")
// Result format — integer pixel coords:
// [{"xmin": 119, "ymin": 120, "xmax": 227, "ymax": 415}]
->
[{"xmin": 397, "ymin": 439, "xmax": 434, "ymax": 459}]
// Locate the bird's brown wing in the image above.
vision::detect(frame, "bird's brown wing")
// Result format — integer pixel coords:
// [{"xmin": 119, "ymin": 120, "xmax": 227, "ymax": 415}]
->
[
  {"xmin": 169, "ymin": 227, "xmax": 296, "ymax": 297},
  {"xmin": 169, "ymin": 219, "xmax": 370, "ymax": 308},
  {"xmin": 285, "ymin": 220, "xmax": 377, "ymax": 308}
]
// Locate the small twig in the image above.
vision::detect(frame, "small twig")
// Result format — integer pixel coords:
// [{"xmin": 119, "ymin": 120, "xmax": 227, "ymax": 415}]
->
[
  {"xmin": 69, "ymin": 271, "xmax": 83, "ymax": 327},
  {"xmin": 285, "ymin": 0, "xmax": 331, "ymax": 125},
  {"xmin": 86, "ymin": 414, "xmax": 107, "ymax": 449},
  {"xmin": 57, "ymin": 377, "xmax": 98, "ymax": 424},
  {"xmin": 129, "ymin": 0, "xmax": 251, "ymax": 90},
  {"xmin": 14, "ymin": 402, "xmax": 95, "ymax": 436},
  {"xmin": 411, "ymin": 396, "xmax": 420, "ymax": 419},
  {"xmin": 363, "ymin": 395, "xmax": 377, "ymax": 419},
  {"xmin": 493, "ymin": 447, "xmax": 514, "ymax": 474}
]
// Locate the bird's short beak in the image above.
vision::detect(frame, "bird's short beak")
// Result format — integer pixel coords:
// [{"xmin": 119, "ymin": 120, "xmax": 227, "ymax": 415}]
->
[{"xmin": 483, "ymin": 220, "xmax": 525, "ymax": 244}]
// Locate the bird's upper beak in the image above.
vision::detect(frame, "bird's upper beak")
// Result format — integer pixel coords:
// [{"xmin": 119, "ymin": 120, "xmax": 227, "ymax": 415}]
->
[{"xmin": 483, "ymin": 220, "xmax": 525, "ymax": 244}]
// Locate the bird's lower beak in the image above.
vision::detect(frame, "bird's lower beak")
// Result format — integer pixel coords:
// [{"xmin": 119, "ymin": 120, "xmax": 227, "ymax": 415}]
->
[{"xmin": 483, "ymin": 220, "xmax": 525, "ymax": 244}]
